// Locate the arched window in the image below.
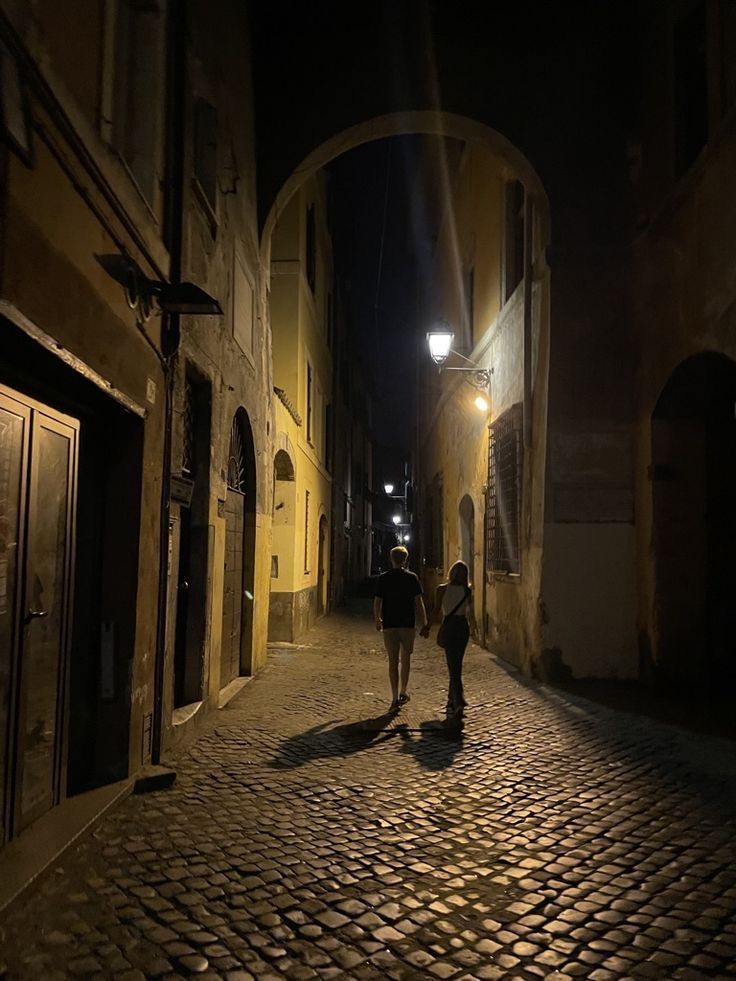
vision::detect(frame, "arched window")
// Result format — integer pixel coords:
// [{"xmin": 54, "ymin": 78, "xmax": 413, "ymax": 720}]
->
[
  {"xmin": 274, "ymin": 449, "xmax": 295, "ymax": 481},
  {"xmin": 227, "ymin": 414, "xmax": 247, "ymax": 492}
]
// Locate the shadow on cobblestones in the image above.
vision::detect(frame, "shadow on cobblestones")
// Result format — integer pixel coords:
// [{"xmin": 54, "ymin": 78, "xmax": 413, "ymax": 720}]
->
[
  {"xmin": 270, "ymin": 713, "xmax": 466, "ymax": 773},
  {"xmin": 3, "ymin": 612, "xmax": 736, "ymax": 980}
]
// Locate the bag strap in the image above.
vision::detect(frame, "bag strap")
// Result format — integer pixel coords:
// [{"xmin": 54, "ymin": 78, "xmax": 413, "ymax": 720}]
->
[{"xmin": 442, "ymin": 586, "xmax": 470, "ymax": 621}]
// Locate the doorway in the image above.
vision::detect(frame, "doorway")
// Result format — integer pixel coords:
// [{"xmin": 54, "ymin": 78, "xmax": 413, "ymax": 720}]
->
[
  {"xmin": 651, "ymin": 353, "xmax": 736, "ymax": 690},
  {"xmin": 173, "ymin": 369, "xmax": 211, "ymax": 708},
  {"xmin": 220, "ymin": 409, "xmax": 256, "ymax": 688},
  {"xmin": 0, "ymin": 386, "xmax": 78, "ymax": 843}
]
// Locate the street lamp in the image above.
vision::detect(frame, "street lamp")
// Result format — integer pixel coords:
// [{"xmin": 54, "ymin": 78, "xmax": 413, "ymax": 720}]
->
[
  {"xmin": 426, "ymin": 319, "xmax": 491, "ymax": 394},
  {"xmin": 392, "ymin": 514, "xmax": 401, "ymax": 526},
  {"xmin": 427, "ymin": 326, "xmax": 454, "ymax": 365},
  {"xmin": 384, "ymin": 482, "xmax": 394, "ymax": 495}
]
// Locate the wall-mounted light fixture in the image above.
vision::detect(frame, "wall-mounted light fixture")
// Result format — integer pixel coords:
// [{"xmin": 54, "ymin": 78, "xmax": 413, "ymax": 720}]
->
[
  {"xmin": 426, "ymin": 320, "xmax": 491, "ymax": 396},
  {"xmin": 383, "ymin": 482, "xmax": 395, "ymax": 495},
  {"xmin": 96, "ymin": 253, "xmax": 223, "ymax": 320}
]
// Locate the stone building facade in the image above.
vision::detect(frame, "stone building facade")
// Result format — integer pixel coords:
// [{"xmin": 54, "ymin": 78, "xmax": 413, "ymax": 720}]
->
[
  {"xmin": 252, "ymin": 0, "xmax": 736, "ymax": 691},
  {"xmin": 416, "ymin": 137, "xmax": 551, "ymax": 670},
  {"xmin": 0, "ymin": 0, "xmax": 271, "ymax": 901},
  {"xmin": 268, "ymin": 174, "xmax": 334, "ymax": 641}
]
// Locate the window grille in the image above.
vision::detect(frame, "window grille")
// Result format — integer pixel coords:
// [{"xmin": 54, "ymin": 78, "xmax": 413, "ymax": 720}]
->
[
  {"xmin": 227, "ymin": 415, "xmax": 246, "ymax": 492},
  {"xmin": 486, "ymin": 404, "xmax": 522, "ymax": 575}
]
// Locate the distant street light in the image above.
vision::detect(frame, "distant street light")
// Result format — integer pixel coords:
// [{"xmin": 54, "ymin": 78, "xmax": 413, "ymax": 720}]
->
[
  {"xmin": 403, "ymin": 532, "xmax": 411, "ymax": 542},
  {"xmin": 384, "ymin": 482, "xmax": 394, "ymax": 495},
  {"xmin": 392, "ymin": 514, "xmax": 401, "ymax": 526}
]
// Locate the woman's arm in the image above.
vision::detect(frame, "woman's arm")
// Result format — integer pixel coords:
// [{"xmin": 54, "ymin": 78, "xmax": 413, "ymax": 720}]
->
[{"xmin": 431, "ymin": 584, "xmax": 447, "ymax": 624}]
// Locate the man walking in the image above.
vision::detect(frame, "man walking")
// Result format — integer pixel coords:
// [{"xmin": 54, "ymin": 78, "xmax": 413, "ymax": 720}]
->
[{"xmin": 373, "ymin": 545, "xmax": 428, "ymax": 712}]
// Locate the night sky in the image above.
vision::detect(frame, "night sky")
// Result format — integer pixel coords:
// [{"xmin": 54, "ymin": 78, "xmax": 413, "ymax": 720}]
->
[{"xmin": 328, "ymin": 136, "xmax": 438, "ymax": 453}]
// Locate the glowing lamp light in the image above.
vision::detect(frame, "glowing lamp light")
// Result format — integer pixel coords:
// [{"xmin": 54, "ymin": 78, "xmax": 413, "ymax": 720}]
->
[
  {"xmin": 427, "ymin": 327, "xmax": 455, "ymax": 366},
  {"xmin": 384, "ymin": 482, "xmax": 394, "ymax": 495},
  {"xmin": 474, "ymin": 394, "xmax": 490, "ymax": 412},
  {"xmin": 403, "ymin": 533, "xmax": 411, "ymax": 542},
  {"xmin": 392, "ymin": 514, "xmax": 401, "ymax": 526}
]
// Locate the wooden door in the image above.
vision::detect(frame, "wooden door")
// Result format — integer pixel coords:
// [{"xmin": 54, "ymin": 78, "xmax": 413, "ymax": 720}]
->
[{"xmin": 0, "ymin": 385, "xmax": 78, "ymax": 843}]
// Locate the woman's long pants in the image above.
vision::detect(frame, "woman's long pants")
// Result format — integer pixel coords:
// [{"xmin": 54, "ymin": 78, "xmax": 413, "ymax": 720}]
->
[{"xmin": 443, "ymin": 616, "xmax": 470, "ymax": 708}]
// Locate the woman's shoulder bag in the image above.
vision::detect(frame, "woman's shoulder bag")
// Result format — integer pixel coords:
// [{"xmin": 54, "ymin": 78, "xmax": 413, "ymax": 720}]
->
[{"xmin": 436, "ymin": 586, "xmax": 470, "ymax": 647}]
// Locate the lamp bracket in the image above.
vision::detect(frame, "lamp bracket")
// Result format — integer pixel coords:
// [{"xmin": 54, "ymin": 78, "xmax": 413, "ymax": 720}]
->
[{"xmin": 441, "ymin": 367, "xmax": 491, "ymax": 391}]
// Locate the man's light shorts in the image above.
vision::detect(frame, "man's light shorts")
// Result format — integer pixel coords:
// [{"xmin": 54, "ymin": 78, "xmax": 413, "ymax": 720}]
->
[{"xmin": 382, "ymin": 627, "xmax": 415, "ymax": 658}]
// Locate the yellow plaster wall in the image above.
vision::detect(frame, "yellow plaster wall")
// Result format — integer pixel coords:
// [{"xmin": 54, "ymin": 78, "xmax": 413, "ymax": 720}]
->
[
  {"xmin": 420, "ymin": 140, "xmax": 551, "ymax": 672},
  {"xmin": 268, "ymin": 177, "xmax": 334, "ymax": 637}
]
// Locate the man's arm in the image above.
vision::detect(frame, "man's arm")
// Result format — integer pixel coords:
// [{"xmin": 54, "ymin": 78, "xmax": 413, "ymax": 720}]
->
[{"xmin": 373, "ymin": 596, "xmax": 383, "ymax": 631}]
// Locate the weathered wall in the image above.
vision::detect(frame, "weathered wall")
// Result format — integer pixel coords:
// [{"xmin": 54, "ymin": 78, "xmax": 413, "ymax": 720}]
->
[
  {"xmin": 0, "ymin": 0, "xmax": 168, "ymax": 789},
  {"xmin": 632, "ymin": 1, "xmax": 736, "ymax": 681},
  {"xmin": 267, "ymin": 178, "xmax": 334, "ymax": 641},
  {"xmin": 156, "ymin": 0, "xmax": 273, "ymax": 749},
  {"xmin": 418, "ymin": 140, "xmax": 551, "ymax": 672},
  {"xmin": 268, "ymin": 585, "xmax": 319, "ymax": 643}
]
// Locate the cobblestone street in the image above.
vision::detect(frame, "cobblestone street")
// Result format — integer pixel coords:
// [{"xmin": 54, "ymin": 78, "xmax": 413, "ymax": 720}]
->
[{"xmin": 2, "ymin": 611, "xmax": 736, "ymax": 980}]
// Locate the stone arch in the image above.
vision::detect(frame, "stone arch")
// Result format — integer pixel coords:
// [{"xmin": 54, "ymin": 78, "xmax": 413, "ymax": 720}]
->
[
  {"xmin": 650, "ymin": 351, "xmax": 736, "ymax": 691},
  {"xmin": 261, "ymin": 111, "xmax": 550, "ymax": 262},
  {"xmin": 221, "ymin": 407, "xmax": 257, "ymax": 685}
]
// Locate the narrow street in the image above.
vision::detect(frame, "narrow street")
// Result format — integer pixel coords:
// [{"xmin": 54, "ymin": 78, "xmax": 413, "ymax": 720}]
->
[{"xmin": 2, "ymin": 611, "xmax": 736, "ymax": 980}]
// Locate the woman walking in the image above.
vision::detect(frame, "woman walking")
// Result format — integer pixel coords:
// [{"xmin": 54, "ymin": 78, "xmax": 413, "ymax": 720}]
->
[{"xmin": 425, "ymin": 561, "xmax": 473, "ymax": 719}]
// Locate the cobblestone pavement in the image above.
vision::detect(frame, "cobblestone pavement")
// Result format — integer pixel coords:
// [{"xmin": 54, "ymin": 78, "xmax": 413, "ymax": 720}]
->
[{"xmin": 2, "ymin": 611, "xmax": 736, "ymax": 980}]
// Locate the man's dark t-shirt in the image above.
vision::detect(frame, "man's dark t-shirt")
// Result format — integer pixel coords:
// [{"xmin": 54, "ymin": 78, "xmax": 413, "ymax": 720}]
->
[{"xmin": 374, "ymin": 568, "xmax": 423, "ymax": 628}]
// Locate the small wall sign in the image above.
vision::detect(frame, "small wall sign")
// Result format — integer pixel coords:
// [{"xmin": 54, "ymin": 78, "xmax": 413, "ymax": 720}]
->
[{"xmin": 171, "ymin": 474, "xmax": 194, "ymax": 506}]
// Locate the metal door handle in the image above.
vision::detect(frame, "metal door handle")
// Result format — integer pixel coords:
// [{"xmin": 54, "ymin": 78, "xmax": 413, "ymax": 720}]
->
[{"xmin": 26, "ymin": 609, "xmax": 48, "ymax": 622}]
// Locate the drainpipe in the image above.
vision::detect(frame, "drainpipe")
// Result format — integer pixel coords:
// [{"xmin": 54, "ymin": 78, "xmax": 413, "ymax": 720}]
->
[{"xmin": 152, "ymin": 0, "xmax": 187, "ymax": 765}]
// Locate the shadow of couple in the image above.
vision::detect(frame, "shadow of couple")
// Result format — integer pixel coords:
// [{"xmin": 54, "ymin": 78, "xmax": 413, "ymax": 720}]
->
[{"xmin": 269, "ymin": 710, "xmax": 465, "ymax": 772}]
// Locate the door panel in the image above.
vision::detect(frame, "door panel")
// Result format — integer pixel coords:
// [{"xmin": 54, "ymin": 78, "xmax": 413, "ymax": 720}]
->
[
  {"xmin": 16, "ymin": 413, "xmax": 77, "ymax": 831},
  {"xmin": 0, "ymin": 383, "xmax": 78, "ymax": 844},
  {"xmin": 0, "ymin": 394, "xmax": 31, "ymax": 848},
  {"xmin": 220, "ymin": 490, "xmax": 244, "ymax": 688}
]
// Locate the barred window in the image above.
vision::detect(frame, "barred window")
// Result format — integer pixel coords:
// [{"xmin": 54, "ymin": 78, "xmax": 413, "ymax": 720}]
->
[{"xmin": 486, "ymin": 404, "xmax": 522, "ymax": 576}]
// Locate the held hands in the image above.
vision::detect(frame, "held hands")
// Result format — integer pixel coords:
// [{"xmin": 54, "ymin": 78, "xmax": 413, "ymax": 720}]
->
[
  {"xmin": 375, "ymin": 619, "xmax": 383, "ymax": 632},
  {"xmin": 419, "ymin": 624, "xmax": 431, "ymax": 639}
]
